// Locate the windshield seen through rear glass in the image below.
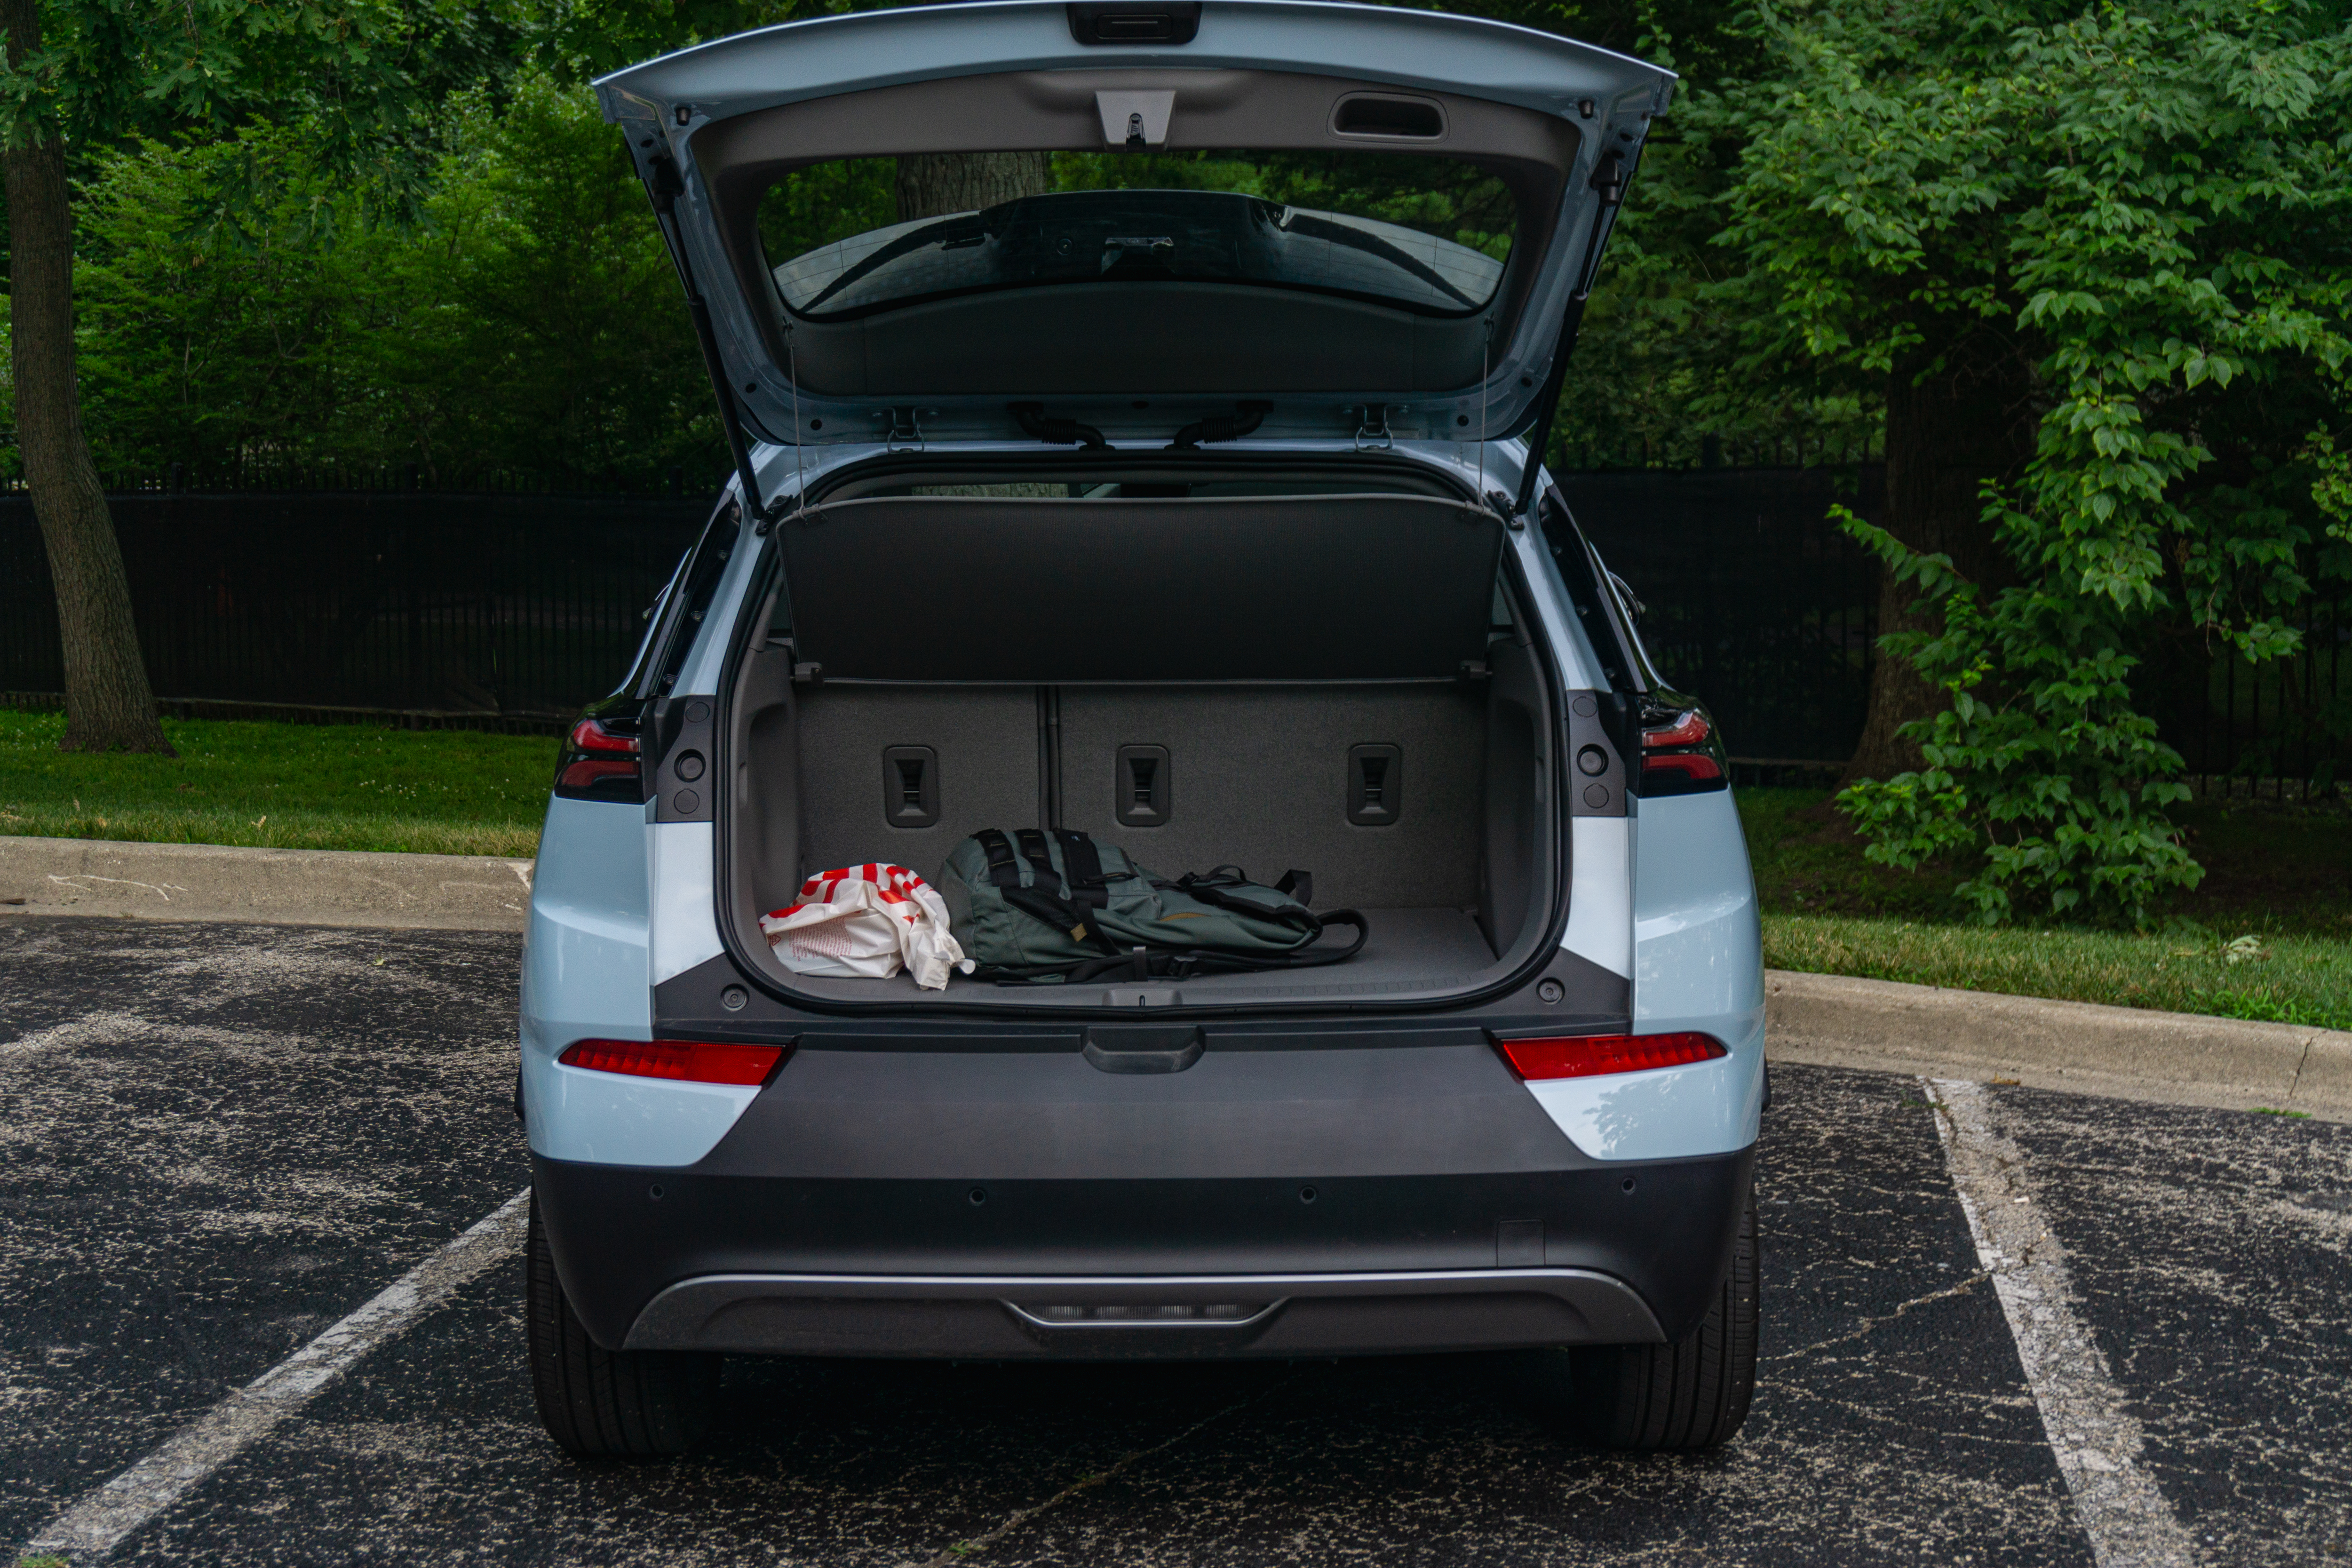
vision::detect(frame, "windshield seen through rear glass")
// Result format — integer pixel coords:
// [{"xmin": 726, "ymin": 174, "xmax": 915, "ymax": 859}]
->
[{"xmin": 759, "ymin": 151, "xmax": 1515, "ymax": 321}]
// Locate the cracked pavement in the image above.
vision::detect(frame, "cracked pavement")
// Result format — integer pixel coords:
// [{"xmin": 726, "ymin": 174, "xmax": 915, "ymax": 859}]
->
[{"xmin": 4, "ymin": 916, "xmax": 2347, "ymax": 1566}]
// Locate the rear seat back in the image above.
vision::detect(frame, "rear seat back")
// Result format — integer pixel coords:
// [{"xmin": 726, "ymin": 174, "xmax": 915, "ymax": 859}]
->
[
  {"xmin": 1057, "ymin": 685, "xmax": 1485, "ymax": 911},
  {"xmin": 795, "ymin": 685, "xmax": 1039, "ymax": 880},
  {"xmin": 789, "ymin": 682, "xmax": 1484, "ymax": 911}
]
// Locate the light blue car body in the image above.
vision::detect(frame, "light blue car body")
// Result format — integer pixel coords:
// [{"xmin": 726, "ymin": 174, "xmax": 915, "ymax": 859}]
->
[{"xmin": 522, "ymin": 0, "xmax": 1761, "ymax": 1216}]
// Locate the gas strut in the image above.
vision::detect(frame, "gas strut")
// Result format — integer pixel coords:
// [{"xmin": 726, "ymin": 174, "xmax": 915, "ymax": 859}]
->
[
  {"xmin": 644, "ymin": 153, "xmax": 779, "ymax": 528},
  {"xmin": 1510, "ymin": 150, "xmax": 1629, "ymax": 519}
]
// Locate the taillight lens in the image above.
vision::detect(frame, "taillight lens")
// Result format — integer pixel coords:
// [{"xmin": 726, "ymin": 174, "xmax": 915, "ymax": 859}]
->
[
  {"xmin": 559, "ymin": 1038, "xmax": 788, "ymax": 1086},
  {"xmin": 1492, "ymin": 1032, "xmax": 1728, "ymax": 1080},
  {"xmin": 1641, "ymin": 709, "xmax": 1710, "ymax": 749},
  {"xmin": 1637, "ymin": 701, "xmax": 1728, "ymax": 796},
  {"xmin": 554, "ymin": 716, "xmax": 644, "ymax": 802},
  {"xmin": 1644, "ymin": 751, "xmax": 1724, "ymax": 782}
]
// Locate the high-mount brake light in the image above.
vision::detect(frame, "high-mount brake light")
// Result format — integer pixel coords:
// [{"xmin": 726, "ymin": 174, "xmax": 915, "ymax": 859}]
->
[
  {"xmin": 559, "ymin": 1039, "xmax": 788, "ymax": 1086},
  {"xmin": 555, "ymin": 717, "xmax": 643, "ymax": 798},
  {"xmin": 1491, "ymin": 1032, "xmax": 1727, "ymax": 1081}
]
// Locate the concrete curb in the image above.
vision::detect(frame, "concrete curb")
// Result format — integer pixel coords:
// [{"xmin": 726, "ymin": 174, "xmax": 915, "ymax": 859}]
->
[
  {"xmin": 1767, "ymin": 969, "xmax": 2352, "ymax": 1122},
  {"xmin": 0, "ymin": 835, "xmax": 533, "ymax": 931},
  {"xmin": 5, "ymin": 836, "xmax": 2345, "ymax": 1120}
]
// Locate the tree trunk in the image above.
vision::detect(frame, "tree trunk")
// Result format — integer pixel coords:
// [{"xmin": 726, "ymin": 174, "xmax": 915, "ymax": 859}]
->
[
  {"xmin": 1842, "ymin": 330, "xmax": 2034, "ymax": 785},
  {"xmin": 895, "ymin": 152, "xmax": 1054, "ymax": 223},
  {"xmin": 2, "ymin": 0, "xmax": 174, "ymax": 755}
]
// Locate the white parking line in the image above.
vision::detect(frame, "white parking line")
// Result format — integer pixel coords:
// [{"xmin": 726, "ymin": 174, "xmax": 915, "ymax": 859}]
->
[
  {"xmin": 1927, "ymin": 1079, "xmax": 2198, "ymax": 1568},
  {"xmin": 22, "ymin": 1187, "xmax": 531, "ymax": 1562}
]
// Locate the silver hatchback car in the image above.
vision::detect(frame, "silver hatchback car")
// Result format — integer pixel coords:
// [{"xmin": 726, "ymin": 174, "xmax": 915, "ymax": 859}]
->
[{"xmin": 519, "ymin": 0, "xmax": 1764, "ymax": 1458}]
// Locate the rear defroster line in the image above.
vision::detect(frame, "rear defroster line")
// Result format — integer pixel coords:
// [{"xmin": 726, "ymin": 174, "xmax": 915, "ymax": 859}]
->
[{"xmin": 20, "ymin": 1188, "xmax": 531, "ymax": 1562}]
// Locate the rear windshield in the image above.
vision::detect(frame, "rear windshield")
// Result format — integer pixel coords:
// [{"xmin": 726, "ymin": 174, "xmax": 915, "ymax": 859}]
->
[{"xmin": 759, "ymin": 151, "xmax": 1515, "ymax": 321}]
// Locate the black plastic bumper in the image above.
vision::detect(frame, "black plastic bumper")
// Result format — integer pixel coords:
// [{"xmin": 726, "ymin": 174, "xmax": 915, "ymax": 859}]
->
[{"xmin": 535, "ymin": 1038, "xmax": 1754, "ymax": 1357}]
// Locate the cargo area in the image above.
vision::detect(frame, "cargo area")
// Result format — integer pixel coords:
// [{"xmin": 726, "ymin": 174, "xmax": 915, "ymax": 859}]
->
[{"xmin": 718, "ymin": 471, "xmax": 1562, "ymax": 1005}]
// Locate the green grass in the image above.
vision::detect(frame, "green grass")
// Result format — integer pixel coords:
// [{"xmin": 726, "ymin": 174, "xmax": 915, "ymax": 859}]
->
[
  {"xmin": 0, "ymin": 708, "xmax": 556, "ymax": 857},
  {"xmin": 1741, "ymin": 785, "xmax": 2352, "ymax": 1029},
  {"xmin": 1761, "ymin": 913, "xmax": 2352, "ymax": 1032}
]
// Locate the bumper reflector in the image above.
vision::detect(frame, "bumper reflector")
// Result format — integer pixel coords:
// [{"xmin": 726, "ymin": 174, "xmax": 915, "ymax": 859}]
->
[
  {"xmin": 559, "ymin": 1038, "xmax": 787, "ymax": 1086},
  {"xmin": 1493, "ymin": 1032, "xmax": 1727, "ymax": 1080}
]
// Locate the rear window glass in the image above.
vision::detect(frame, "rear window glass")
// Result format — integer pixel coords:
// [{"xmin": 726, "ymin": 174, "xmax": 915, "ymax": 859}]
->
[{"xmin": 758, "ymin": 151, "xmax": 1515, "ymax": 321}]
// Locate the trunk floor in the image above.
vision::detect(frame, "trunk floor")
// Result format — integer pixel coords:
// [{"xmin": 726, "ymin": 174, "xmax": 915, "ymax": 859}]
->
[{"xmin": 775, "ymin": 907, "xmax": 1502, "ymax": 1005}]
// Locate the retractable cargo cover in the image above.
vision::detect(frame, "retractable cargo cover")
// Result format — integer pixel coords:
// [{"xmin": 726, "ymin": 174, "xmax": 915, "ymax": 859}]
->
[{"xmin": 776, "ymin": 492, "xmax": 1502, "ymax": 681}]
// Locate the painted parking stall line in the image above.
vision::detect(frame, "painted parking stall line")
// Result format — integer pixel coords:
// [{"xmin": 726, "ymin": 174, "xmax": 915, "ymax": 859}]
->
[
  {"xmin": 1928, "ymin": 1079, "xmax": 2197, "ymax": 1568},
  {"xmin": 21, "ymin": 1188, "xmax": 531, "ymax": 1562}
]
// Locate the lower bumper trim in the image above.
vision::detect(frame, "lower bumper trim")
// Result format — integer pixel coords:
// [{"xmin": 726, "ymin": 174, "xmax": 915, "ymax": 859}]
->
[{"xmin": 624, "ymin": 1267, "xmax": 1664, "ymax": 1359}]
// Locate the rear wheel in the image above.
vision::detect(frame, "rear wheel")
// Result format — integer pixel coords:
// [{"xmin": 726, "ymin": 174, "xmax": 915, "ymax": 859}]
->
[
  {"xmin": 1571, "ymin": 1177, "xmax": 1758, "ymax": 1451},
  {"xmin": 525, "ymin": 1194, "xmax": 719, "ymax": 1457}
]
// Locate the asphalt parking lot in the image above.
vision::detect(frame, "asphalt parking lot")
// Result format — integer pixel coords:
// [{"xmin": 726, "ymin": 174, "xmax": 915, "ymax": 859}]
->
[{"xmin": 4, "ymin": 916, "xmax": 2348, "ymax": 1567}]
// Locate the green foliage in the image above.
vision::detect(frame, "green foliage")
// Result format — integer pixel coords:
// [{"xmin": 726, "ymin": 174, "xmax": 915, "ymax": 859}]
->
[
  {"xmin": 0, "ymin": 0, "xmax": 541, "ymax": 230},
  {"xmin": 66, "ymin": 72, "xmax": 720, "ymax": 486},
  {"xmin": 1708, "ymin": 0, "xmax": 2352, "ymax": 923},
  {"xmin": 757, "ymin": 156, "xmax": 897, "ymax": 263},
  {"xmin": 1835, "ymin": 509, "xmax": 2203, "ymax": 923},
  {"xmin": 1544, "ymin": 4, "xmax": 1881, "ymax": 470}
]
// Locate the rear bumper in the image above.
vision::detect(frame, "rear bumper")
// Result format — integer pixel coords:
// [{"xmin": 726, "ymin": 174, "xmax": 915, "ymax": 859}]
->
[
  {"xmin": 622, "ymin": 1267, "xmax": 1663, "ymax": 1358},
  {"xmin": 533, "ymin": 1035, "xmax": 1753, "ymax": 1357},
  {"xmin": 533, "ymin": 1146, "xmax": 1754, "ymax": 1357}
]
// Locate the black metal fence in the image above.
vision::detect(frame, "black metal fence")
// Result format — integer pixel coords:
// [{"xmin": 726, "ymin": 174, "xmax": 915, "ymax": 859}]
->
[
  {"xmin": 1570, "ymin": 464, "xmax": 2352, "ymax": 795},
  {"xmin": 2151, "ymin": 604, "xmax": 2352, "ymax": 795},
  {"xmin": 1567, "ymin": 465, "xmax": 1884, "ymax": 768},
  {"xmin": 0, "ymin": 490, "xmax": 709, "ymax": 720},
  {"xmin": 0, "ymin": 474, "xmax": 2344, "ymax": 790}
]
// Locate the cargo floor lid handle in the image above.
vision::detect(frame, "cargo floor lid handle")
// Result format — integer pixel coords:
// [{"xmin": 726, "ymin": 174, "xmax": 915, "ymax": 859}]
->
[{"xmin": 1082, "ymin": 1025, "xmax": 1205, "ymax": 1074}]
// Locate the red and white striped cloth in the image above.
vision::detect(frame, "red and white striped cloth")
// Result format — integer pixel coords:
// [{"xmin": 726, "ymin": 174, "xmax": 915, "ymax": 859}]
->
[{"xmin": 759, "ymin": 863, "xmax": 971, "ymax": 988}]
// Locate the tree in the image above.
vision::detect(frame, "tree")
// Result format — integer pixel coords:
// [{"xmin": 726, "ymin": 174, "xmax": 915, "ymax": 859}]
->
[
  {"xmin": 71, "ymin": 76, "xmax": 724, "ymax": 491},
  {"xmin": 0, "ymin": 0, "xmax": 478, "ymax": 752},
  {"xmin": 896, "ymin": 153, "xmax": 1053, "ymax": 223},
  {"xmin": 1709, "ymin": 0, "xmax": 2352, "ymax": 922}
]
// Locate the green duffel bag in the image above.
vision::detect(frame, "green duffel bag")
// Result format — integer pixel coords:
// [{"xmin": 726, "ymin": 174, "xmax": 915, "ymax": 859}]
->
[{"xmin": 936, "ymin": 827, "xmax": 1368, "ymax": 984}]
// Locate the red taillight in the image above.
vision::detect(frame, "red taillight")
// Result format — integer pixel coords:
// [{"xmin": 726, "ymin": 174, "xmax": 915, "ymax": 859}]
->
[
  {"xmin": 1492, "ymin": 1032, "xmax": 1727, "ymax": 1081},
  {"xmin": 1636, "ymin": 703, "xmax": 1726, "ymax": 795},
  {"xmin": 570, "ymin": 717, "xmax": 639, "ymax": 754},
  {"xmin": 559, "ymin": 1038, "xmax": 787, "ymax": 1086},
  {"xmin": 1643, "ymin": 752, "xmax": 1724, "ymax": 782},
  {"xmin": 555, "ymin": 717, "xmax": 644, "ymax": 800},
  {"xmin": 556, "ymin": 757, "xmax": 643, "ymax": 790},
  {"xmin": 1642, "ymin": 709, "xmax": 1710, "ymax": 748}
]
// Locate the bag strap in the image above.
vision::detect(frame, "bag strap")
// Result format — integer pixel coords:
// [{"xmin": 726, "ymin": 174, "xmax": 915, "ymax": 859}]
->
[
  {"xmin": 985, "ymin": 913, "xmax": 1370, "ymax": 985},
  {"xmin": 978, "ymin": 828, "xmax": 1113, "ymax": 955},
  {"xmin": 975, "ymin": 829, "xmax": 1023, "ymax": 889},
  {"xmin": 1055, "ymin": 828, "xmax": 1112, "ymax": 910},
  {"xmin": 1013, "ymin": 828, "xmax": 1064, "ymax": 896},
  {"xmin": 1173, "ymin": 872, "xmax": 1319, "ymax": 938}
]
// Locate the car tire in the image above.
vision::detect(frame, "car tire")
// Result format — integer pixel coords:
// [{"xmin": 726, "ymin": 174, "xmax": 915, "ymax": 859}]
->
[
  {"xmin": 1571, "ymin": 1176, "xmax": 1758, "ymax": 1451},
  {"xmin": 525, "ymin": 1194, "xmax": 719, "ymax": 1457}
]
